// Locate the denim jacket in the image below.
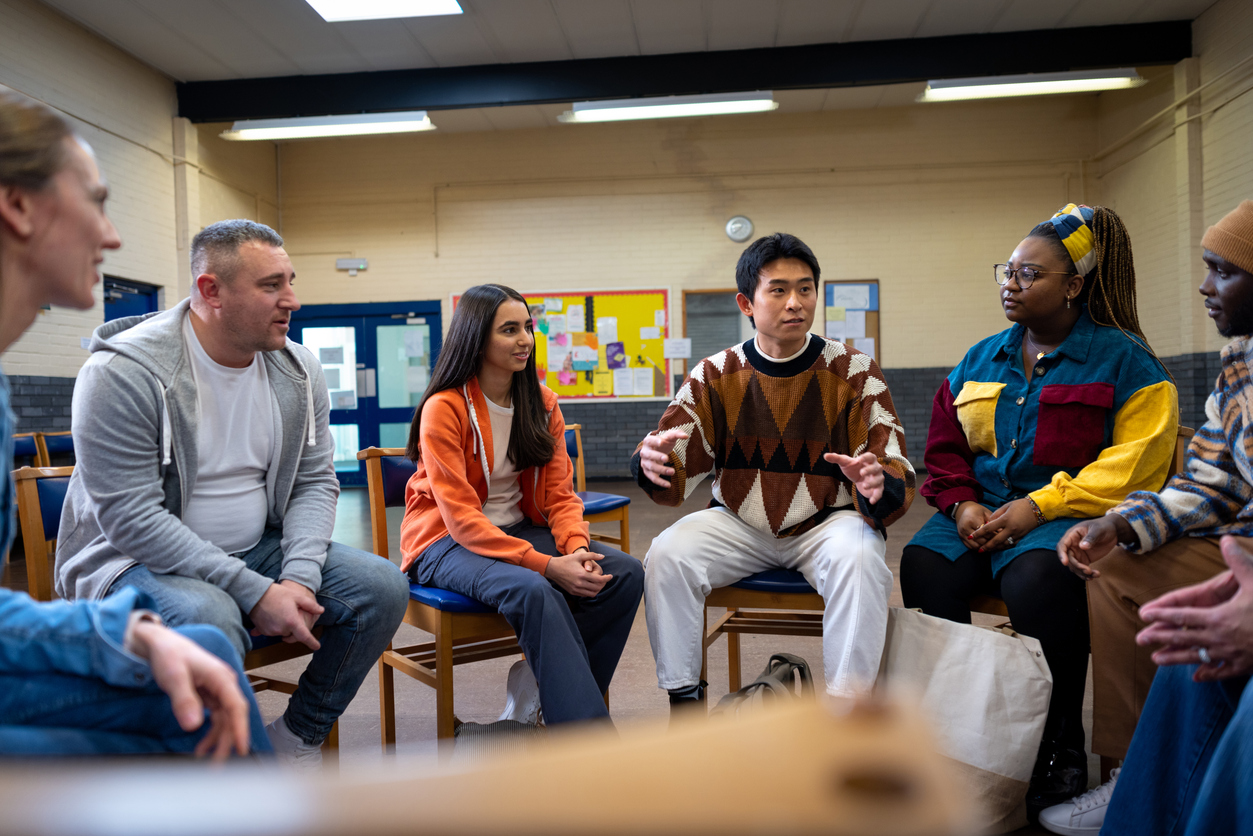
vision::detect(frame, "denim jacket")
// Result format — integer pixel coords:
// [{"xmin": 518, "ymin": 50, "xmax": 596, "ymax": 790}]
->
[{"xmin": 0, "ymin": 373, "xmax": 154, "ymax": 690}]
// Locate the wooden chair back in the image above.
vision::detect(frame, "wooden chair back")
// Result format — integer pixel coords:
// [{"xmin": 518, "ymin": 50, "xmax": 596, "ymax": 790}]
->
[
  {"xmin": 12, "ymin": 466, "xmax": 74, "ymax": 602},
  {"xmin": 37, "ymin": 431, "xmax": 74, "ymax": 467},
  {"xmin": 565, "ymin": 423, "xmax": 587, "ymax": 493},
  {"xmin": 11, "ymin": 434, "xmax": 42, "ymax": 469}
]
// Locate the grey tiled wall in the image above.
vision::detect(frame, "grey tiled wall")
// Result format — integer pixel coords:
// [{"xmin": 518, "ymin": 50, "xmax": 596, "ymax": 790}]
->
[{"xmin": 8, "ymin": 376, "xmax": 75, "ymax": 432}]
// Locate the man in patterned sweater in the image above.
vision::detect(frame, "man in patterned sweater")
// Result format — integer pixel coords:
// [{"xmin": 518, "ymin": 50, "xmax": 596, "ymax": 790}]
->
[
  {"xmin": 632, "ymin": 233, "xmax": 915, "ymax": 710},
  {"xmin": 1056, "ymin": 199, "xmax": 1253, "ymax": 773}
]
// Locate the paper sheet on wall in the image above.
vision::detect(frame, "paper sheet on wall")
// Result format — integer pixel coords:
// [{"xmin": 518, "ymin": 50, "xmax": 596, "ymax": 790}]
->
[
  {"xmin": 596, "ymin": 317, "xmax": 618, "ymax": 344},
  {"xmin": 319, "ymin": 347, "xmax": 343, "ymax": 365},
  {"xmin": 663, "ymin": 338, "xmax": 691, "ymax": 359},
  {"xmin": 403, "ymin": 329, "xmax": 425, "ymax": 357},
  {"xmin": 640, "ymin": 326, "xmax": 661, "ymax": 340},
  {"xmin": 323, "ymin": 368, "xmax": 341, "ymax": 390},
  {"xmin": 548, "ymin": 341, "xmax": 570, "ymax": 371},
  {"xmin": 543, "ymin": 298, "xmax": 563, "ymax": 312},
  {"xmin": 557, "ymin": 371, "xmax": 577, "ymax": 386},
  {"xmin": 825, "ymin": 320, "xmax": 847, "ymax": 341},
  {"xmin": 593, "ymin": 372, "xmax": 613, "ymax": 396},
  {"xmin": 825, "ymin": 306, "xmax": 845, "ymax": 322},
  {"xmin": 572, "ymin": 345, "xmax": 598, "ymax": 370},
  {"xmin": 553, "ymin": 333, "xmax": 569, "ymax": 347},
  {"xmin": 613, "ymin": 367, "xmax": 634, "ymax": 396},
  {"xmin": 633, "ymin": 367, "xmax": 655, "ymax": 397},
  {"xmin": 654, "ymin": 309, "xmax": 666, "ymax": 328},
  {"xmin": 828, "ymin": 284, "xmax": 872, "ymax": 310},
  {"xmin": 853, "ymin": 338, "xmax": 876, "ymax": 360},
  {"xmin": 566, "ymin": 305, "xmax": 586, "ymax": 331},
  {"xmin": 606, "ymin": 341, "xmax": 627, "ymax": 368},
  {"xmin": 546, "ymin": 314, "xmax": 566, "ymax": 335},
  {"xmin": 844, "ymin": 310, "xmax": 867, "ymax": 339},
  {"xmin": 406, "ymin": 364, "xmax": 429, "ymax": 394}
]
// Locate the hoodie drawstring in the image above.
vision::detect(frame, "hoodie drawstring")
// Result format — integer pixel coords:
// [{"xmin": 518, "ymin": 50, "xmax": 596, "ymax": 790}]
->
[
  {"xmin": 159, "ymin": 385, "xmax": 173, "ymax": 466},
  {"xmin": 305, "ymin": 372, "xmax": 316, "ymax": 446}
]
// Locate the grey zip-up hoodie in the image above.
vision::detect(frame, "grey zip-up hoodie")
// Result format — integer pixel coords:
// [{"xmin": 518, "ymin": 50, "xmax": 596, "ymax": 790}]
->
[{"xmin": 55, "ymin": 298, "xmax": 339, "ymax": 612}]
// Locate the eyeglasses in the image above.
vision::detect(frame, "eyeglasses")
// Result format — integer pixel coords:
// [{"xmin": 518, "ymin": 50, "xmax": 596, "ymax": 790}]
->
[{"xmin": 993, "ymin": 263, "xmax": 1075, "ymax": 289}]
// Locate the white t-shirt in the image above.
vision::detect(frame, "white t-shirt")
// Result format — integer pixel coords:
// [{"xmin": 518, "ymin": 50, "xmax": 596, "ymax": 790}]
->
[
  {"xmin": 179, "ymin": 316, "xmax": 275, "ymax": 555},
  {"xmin": 482, "ymin": 398, "xmax": 525, "ymax": 528}
]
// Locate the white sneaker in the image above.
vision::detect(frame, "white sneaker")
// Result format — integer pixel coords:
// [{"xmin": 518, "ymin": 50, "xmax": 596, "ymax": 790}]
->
[
  {"xmin": 498, "ymin": 660, "xmax": 542, "ymax": 725},
  {"xmin": 264, "ymin": 715, "xmax": 323, "ymax": 772},
  {"xmin": 1039, "ymin": 767, "xmax": 1120, "ymax": 835}
]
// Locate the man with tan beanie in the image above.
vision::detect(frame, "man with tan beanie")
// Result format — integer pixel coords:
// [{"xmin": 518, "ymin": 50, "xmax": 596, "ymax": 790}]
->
[{"xmin": 1035, "ymin": 199, "xmax": 1253, "ymax": 834}]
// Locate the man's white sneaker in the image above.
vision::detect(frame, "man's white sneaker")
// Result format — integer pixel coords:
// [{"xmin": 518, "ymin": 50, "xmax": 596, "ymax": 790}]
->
[
  {"xmin": 265, "ymin": 715, "xmax": 323, "ymax": 772},
  {"xmin": 498, "ymin": 660, "xmax": 542, "ymax": 725},
  {"xmin": 1039, "ymin": 767, "xmax": 1120, "ymax": 835}
]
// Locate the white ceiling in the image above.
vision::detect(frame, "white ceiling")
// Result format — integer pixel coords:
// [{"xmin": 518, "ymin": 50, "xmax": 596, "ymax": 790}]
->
[{"xmin": 38, "ymin": 0, "xmax": 1217, "ymax": 84}]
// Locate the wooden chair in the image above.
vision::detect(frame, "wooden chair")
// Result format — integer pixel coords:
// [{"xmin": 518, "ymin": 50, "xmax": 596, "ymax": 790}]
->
[
  {"xmin": 564, "ymin": 423, "xmax": 631, "ymax": 554},
  {"xmin": 11, "ymin": 433, "xmax": 41, "ymax": 468},
  {"xmin": 11, "ymin": 465, "xmax": 338, "ymax": 761},
  {"xmin": 35, "ymin": 431, "xmax": 74, "ymax": 467},
  {"xmin": 357, "ymin": 447, "xmax": 521, "ymax": 745}
]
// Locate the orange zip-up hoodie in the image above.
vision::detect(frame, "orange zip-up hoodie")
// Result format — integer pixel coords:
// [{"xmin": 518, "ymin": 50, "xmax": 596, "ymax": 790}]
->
[{"xmin": 399, "ymin": 378, "xmax": 590, "ymax": 575}]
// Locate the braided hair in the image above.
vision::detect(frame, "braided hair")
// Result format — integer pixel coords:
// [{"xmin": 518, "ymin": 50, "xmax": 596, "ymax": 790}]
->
[{"xmin": 1028, "ymin": 206, "xmax": 1171, "ymax": 379}]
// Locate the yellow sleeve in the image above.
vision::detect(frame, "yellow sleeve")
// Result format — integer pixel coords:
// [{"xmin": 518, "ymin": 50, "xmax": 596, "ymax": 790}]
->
[{"xmin": 1030, "ymin": 380, "xmax": 1178, "ymax": 519}]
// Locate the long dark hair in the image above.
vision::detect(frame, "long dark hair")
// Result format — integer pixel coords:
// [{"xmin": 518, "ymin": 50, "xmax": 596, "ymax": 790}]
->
[{"xmin": 406, "ymin": 284, "xmax": 554, "ymax": 471}]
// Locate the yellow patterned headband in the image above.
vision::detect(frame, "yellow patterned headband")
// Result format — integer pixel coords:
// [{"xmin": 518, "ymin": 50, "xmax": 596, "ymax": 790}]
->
[{"xmin": 1048, "ymin": 203, "xmax": 1096, "ymax": 278}]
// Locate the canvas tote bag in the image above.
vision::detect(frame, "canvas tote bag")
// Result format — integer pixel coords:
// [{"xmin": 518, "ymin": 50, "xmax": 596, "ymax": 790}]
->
[{"xmin": 875, "ymin": 607, "xmax": 1053, "ymax": 834}]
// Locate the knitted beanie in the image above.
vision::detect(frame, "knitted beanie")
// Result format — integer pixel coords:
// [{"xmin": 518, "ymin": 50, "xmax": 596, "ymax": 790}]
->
[{"xmin": 1201, "ymin": 200, "xmax": 1253, "ymax": 274}]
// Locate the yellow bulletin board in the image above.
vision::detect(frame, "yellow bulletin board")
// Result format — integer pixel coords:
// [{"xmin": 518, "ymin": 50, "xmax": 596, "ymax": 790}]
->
[{"xmin": 451, "ymin": 289, "xmax": 673, "ymax": 400}]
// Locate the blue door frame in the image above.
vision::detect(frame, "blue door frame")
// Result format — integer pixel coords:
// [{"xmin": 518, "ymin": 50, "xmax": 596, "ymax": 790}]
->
[{"xmin": 291, "ymin": 301, "xmax": 442, "ymax": 486}]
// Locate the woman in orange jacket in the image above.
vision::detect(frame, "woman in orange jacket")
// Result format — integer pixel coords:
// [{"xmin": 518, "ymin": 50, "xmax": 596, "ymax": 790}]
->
[{"xmin": 400, "ymin": 284, "xmax": 643, "ymax": 725}]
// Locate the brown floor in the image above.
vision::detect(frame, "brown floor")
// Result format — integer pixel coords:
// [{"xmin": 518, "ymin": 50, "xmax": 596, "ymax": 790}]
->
[{"xmin": 6, "ymin": 482, "xmax": 1091, "ymax": 833}]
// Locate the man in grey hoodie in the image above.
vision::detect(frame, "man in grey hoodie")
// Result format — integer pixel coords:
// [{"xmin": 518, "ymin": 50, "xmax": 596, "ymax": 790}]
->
[{"xmin": 56, "ymin": 219, "xmax": 410, "ymax": 768}]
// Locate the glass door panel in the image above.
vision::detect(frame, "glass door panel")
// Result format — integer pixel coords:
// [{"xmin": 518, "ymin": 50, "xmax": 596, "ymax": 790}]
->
[
  {"xmin": 328, "ymin": 424, "xmax": 361, "ymax": 473},
  {"xmin": 302, "ymin": 326, "xmax": 358, "ymax": 411},
  {"xmin": 377, "ymin": 323, "xmax": 431, "ymax": 408}
]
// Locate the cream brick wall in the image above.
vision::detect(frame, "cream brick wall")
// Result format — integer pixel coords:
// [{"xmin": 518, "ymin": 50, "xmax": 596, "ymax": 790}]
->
[
  {"xmin": 281, "ymin": 96, "xmax": 1099, "ymax": 368},
  {"xmin": 0, "ymin": 0, "xmax": 179, "ymax": 378},
  {"xmin": 196, "ymin": 123, "xmax": 280, "ymax": 232}
]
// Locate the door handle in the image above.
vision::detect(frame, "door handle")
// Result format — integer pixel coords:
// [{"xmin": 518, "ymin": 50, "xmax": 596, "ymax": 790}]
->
[{"xmin": 360, "ymin": 368, "xmax": 377, "ymax": 398}]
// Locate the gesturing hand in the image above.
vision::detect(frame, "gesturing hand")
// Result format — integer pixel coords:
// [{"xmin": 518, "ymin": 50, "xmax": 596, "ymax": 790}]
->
[
  {"xmin": 1056, "ymin": 515, "xmax": 1134, "ymax": 580},
  {"xmin": 129, "ymin": 620, "xmax": 253, "ymax": 761},
  {"xmin": 545, "ymin": 551, "xmax": 612, "ymax": 598},
  {"xmin": 640, "ymin": 429, "xmax": 689, "ymax": 489},
  {"xmin": 1136, "ymin": 535, "xmax": 1253, "ymax": 681},
  {"xmin": 248, "ymin": 580, "xmax": 324, "ymax": 651},
  {"xmin": 824, "ymin": 452, "xmax": 884, "ymax": 504}
]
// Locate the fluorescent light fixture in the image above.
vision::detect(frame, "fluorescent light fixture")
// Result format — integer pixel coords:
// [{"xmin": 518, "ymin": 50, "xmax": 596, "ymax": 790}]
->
[
  {"xmin": 919, "ymin": 69, "xmax": 1146, "ymax": 102},
  {"xmin": 220, "ymin": 111, "xmax": 435, "ymax": 141},
  {"xmin": 558, "ymin": 91, "xmax": 778, "ymax": 123},
  {"xmin": 305, "ymin": 0, "xmax": 462, "ymax": 22}
]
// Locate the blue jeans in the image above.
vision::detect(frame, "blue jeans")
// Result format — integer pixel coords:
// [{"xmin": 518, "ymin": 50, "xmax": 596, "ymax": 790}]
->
[
  {"xmin": 1102, "ymin": 665, "xmax": 1253, "ymax": 836},
  {"xmin": 112, "ymin": 529, "xmax": 410, "ymax": 745},
  {"xmin": 0, "ymin": 624, "xmax": 271, "ymax": 756},
  {"xmin": 413, "ymin": 522, "xmax": 644, "ymax": 725}
]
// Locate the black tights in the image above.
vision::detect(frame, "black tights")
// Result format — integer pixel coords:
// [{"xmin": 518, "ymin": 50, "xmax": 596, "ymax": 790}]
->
[{"xmin": 899, "ymin": 545, "xmax": 1091, "ymax": 752}]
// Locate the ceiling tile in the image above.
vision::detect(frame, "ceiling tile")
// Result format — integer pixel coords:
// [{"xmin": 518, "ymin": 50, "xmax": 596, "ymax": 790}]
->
[
  {"xmin": 845, "ymin": 0, "xmax": 935, "ymax": 41},
  {"xmin": 427, "ymin": 108, "xmax": 497, "ymax": 132},
  {"xmin": 402, "ymin": 13, "xmax": 501, "ymax": 66},
  {"xmin": 773, "ymin": 88, "xmax": 828, "ymax": 112},
  {"xmin": 821, "ymin": 85, "xmax": 889, "ymax": 109},
  {"xmin": 481, "ymin": 103, "xmax": 552, "ymax": 130},
  {"xmin": 776, "ymin": 0, "xmax": 861, "ymax": 46},
  {"xmin": 876, "ymin": 81, "xmax": 929, "ymax": 106},
  {"xmin": 989, "ymin": 0, "xmax": 1072, "ymax": 32},
  {"xmin": 550, "ymin": 0, "xmax": 640, "ymax": 59},
  {"xmin": 706, "ymin": 0, "xmax": 783, "ymax": 51},
  {"xmin": 628, "ymin": 0, "xmax": 706, "ymax": 54},
  {"xmin": 465, "ymin": 0, "xmax": 573, "ymax": 63},
  {"xmin": 125, "ymin": 0, "xmax": 307, "ymax": 78},
  {"xmin": 913, "ymin": 0, "xmax": 1007, "ymax": 37},
  {"xmin": 308, "ymin": 20, "xmax": 439, "ymax": 72}
]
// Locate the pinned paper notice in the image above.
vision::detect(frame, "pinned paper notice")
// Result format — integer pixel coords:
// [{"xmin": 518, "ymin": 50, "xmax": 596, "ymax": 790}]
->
[
  {"xmin": 557, "ymin": 371, "xmax": 577, "ymax": 386},
  {"xmin": 593, "ymin": 371, "xmax": 613, "ymax": 396},
  {"xmin": 853, "ymin": 338, "xmax": 876, "ymax": 361},
  {"xmin": 640, "ymin": 326, "xmax": 661, "ymax": 341},
  {"xmin": 825, "ymin": 320, "xmax": 847, "ymax": 341},
  {"xmin": 566, "ymin": 305, "xmax": 586, "ymax": 331},
  {"xmin": 844, "ymin": 310, "xmax": 866, "ymax": 340},
  {"xmin": 606, "ymin": 342, "xmax": 627, "ymax": 369},
  {"xmin": 404, "ymin": 329, "xmax": 425, "ymax": 357},
  {"xmin": 654, "ymin": 309, "xmax": 667, "ymax": 328},
  {"xmin": 613, "ymin": 367, "xmax": 633, "ymax": 396},
  {"xmin": 663, "ymin": 338, "xmax": 692, "ymax": 359},
  {"xmin": 596, "ymin": 317, "xmax": 618, "ymax": 344},
  {"xmin": 543, "ymin": 298, "xmax": 563, "ymax": 312},
  {"xmin": 633, "ymin": 367, "xmax": 655, "ymax": 397},
  {"xmin": 828, "ymin": 284, "xmax": 872, "ymax": 310},
  {"xmin": 553, "ymin": 333, "xmax": 570, "ymax": 347},
  {"xmin": 546, "ymin": 314, "xmax": 566, "ymax": 335},
  {"xmin": 825, "ymin": 306, "xmax": 845, "ymax": 322}
]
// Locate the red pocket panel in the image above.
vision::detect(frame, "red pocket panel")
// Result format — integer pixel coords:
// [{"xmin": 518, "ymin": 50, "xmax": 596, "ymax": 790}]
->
[{"xmin": 1034, "ymin": 383, "xmax": 1114, "ymax": 469}]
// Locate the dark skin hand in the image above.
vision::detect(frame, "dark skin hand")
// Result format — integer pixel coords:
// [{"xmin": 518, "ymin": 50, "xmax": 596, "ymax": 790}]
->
[
  {"xmin": 957, "ymin": 499, "xmax": 1042, "ymax": 551},
  {"xmin": 1056, "ymin": 514, "xmax": 1138, "ymax": 579}
]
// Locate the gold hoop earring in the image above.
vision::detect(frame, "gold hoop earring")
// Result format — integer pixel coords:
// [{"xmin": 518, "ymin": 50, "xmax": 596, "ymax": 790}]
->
[{"xmin": 1066, "ymin": 296, "xmax": 1071, "ymax": 309}]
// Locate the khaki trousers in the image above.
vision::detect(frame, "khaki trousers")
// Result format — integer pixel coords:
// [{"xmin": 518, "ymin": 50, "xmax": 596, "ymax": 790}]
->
[{"xmin": 1088, "ymin": 536, "xmax": 1228, "ymax": 759}]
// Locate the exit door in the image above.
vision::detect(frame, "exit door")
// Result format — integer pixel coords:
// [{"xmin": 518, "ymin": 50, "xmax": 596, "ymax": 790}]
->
[{"xmin": 291, "ymin": 301, "xmax": 442, "ymax": 486}]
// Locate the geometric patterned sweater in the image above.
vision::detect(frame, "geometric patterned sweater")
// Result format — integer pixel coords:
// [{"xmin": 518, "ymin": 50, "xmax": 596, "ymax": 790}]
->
[
  {"xmin": 1114, "ymin": 336, "xmax": 1253, "ymax": 552},
  {"xmin": 632, "ymin": 334, "xmax": 915, "ymax": 538}
]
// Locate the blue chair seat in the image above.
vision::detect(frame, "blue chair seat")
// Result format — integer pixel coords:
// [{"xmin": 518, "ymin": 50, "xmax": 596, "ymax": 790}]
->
[
  {"xmin": 729, "ymin": 568, "xmax": 816, "ymax": 595},
  {"xmin": 409, "ymin": 582, "xmax": 495, "ymax": 614},
  {"xmin": 249, "ymin": 634, "xmax": 285, "ymax": 651},
  {"xmin": 577, "ymin": 491, "xmax": 631, "ymax": 515}
]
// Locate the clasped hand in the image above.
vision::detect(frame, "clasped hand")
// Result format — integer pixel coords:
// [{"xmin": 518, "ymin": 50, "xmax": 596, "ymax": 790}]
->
[
  {"xmin": 545, "ymin": 548, "xmax": 611, "ymax": 598},
  {"xmin": 958, "ymin": 498, "xmax": 1041, "ymax": 552},
  {"xmin": 248, "ymin": 579, "xmax": 324, "ymax": 650}
]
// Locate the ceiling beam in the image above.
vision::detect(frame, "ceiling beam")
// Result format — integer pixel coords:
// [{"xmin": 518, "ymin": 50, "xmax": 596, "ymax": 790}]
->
[{"xmin": 177, "ymin": 20, "xmax": 1191, "ymax": 123}]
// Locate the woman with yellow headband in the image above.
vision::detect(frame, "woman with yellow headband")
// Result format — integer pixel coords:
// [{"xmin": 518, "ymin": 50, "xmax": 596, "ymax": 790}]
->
[{"xmin": 900, "ymin": 204, "xmax": 1178, "ymax": 819}]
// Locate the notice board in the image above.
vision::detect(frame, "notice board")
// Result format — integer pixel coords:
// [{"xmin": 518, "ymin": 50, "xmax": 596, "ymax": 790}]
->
[
  {"xmin": 451, "ymin": 289, "xmax": 672, "ymax": 399},
  {"xmin": 823, "ymin": 280, "xmax": 880, "ymax": 364}
]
